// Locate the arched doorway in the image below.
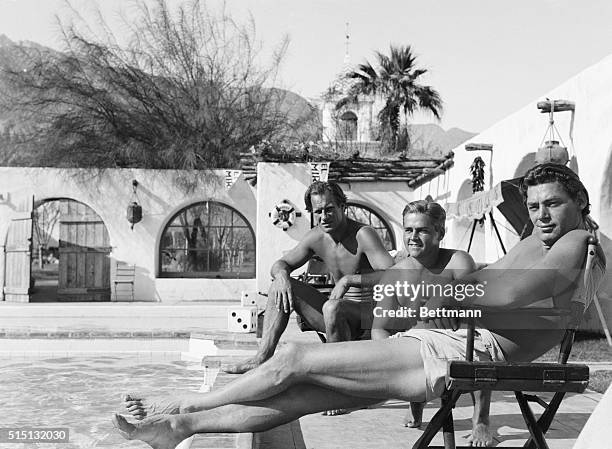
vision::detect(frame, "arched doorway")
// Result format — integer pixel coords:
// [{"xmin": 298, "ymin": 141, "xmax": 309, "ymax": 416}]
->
[
  {"xmin": 31, "ymin": 198, "xmax": 111, "ymax": 302},
  {"xmin": 338, "ymin": 111, "xmax": 358, "ymax": 141}
]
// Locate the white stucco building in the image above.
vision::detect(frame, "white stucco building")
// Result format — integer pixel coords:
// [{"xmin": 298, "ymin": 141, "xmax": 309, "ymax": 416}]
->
[{"xmin": 0, "ymin": 155, "xmax": 453, "ymax": 304}]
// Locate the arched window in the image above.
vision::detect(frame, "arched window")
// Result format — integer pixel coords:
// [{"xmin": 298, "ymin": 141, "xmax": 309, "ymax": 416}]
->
[
  {"xmin": 159, "ymin": 201, "xmax": 255, "ymax": 278},
  {"xmin": 346, "ymin": 203, "xmax": 395, "ymax": 251},
  {"xmin": 339, "ymin": 111, "xmax": 358, "ymax": 141}
]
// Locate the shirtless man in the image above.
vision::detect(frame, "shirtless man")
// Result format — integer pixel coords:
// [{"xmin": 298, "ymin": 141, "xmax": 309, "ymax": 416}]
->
[
  {"xmin": 115, "ymin": 163, "xmax": 605, "ymax": 449},
  {"xmin": 372, "ymin": 200, "xmax": 493, "ymax": 446},
  {"xmin": 221, "ymin": 181, "xmax": 394, "ymax": 376}
]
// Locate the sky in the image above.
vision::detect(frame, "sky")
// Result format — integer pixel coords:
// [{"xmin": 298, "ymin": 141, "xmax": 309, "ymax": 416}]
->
[{"xmin": 2, "ymin": 0, "xmax": 612, "ymax": 133}]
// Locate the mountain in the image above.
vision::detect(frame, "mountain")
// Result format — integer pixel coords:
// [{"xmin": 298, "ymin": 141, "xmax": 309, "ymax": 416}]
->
[{"xmin": 406, "ymin": 123, "xmax": 476, "ymax": 157}]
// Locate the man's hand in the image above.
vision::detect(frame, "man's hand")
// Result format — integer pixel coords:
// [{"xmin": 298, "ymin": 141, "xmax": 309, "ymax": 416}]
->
[
  {"xmin": 269, "ymin": 274, "xmax": 293, "ymax": 313},
  {"xmin": 329, "ymin": 276, "xmax": 349, "ymax": 301},
  {"xmin": 421, "ymin": 295, "xmax": 461, "ymax": 331}
]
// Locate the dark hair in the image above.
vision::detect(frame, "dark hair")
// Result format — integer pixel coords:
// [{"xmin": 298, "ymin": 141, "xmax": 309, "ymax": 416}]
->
[
  {"xmin": 304, "ymin": 181, "xmax": 347, "ymax": 212},
  {"xmin": 402, "ymin": 200, "xmax": 446, "ymax": 235},
  {"xmin": 519, "ymin": 163, "xmax": 590, "ymax": 216}
]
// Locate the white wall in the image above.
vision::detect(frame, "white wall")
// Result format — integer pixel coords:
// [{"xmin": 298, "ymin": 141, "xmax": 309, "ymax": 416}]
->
[{"xmin": 0, "ymin": 167, "xmax": 257, "ymax": 302}]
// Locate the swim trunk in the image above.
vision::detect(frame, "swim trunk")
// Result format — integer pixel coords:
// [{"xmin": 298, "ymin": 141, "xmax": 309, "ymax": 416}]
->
[
  {"xmin": 296, "ymin": 285, "xmax": 374, "ymax": 340},
  {"xmin": 313, "ymin": 285, "xmax": 373, "ymax": 301},
  {"xmin": 391, "ymin": 328, "xmax": 506, "ymax": 401}
]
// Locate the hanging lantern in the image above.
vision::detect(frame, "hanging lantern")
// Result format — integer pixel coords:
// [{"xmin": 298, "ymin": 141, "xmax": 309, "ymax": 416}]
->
[
  {"xmin": 127, "ymin": 180, "xmax": 142, "ymax": 230},
  {"xmin": 127, "ymin": 202, "xmax": 142, "ymax": 230},
  {"xmin": 535, "ymin": 99, "xmax": 572, "ymax": 166},
  {"xmin": 535, "ymin": 140, "xmax": 569, "ymax": 165}
]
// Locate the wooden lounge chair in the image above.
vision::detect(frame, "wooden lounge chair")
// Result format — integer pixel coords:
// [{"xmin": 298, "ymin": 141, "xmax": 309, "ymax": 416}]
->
[{"xmin": 413, "ymin": 236, "xmax": 606, "ymax": 449}]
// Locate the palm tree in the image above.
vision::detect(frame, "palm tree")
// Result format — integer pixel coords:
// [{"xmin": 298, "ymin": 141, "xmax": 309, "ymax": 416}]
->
[{"xmin": 337, "ymin": 45, "xmax": 443, "ymax": 152}]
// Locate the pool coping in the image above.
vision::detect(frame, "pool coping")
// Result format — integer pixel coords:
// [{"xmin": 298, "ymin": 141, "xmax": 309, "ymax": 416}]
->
[{"xmin": 0, "ymin": 329, "xmax": 193, "ymax": 338}]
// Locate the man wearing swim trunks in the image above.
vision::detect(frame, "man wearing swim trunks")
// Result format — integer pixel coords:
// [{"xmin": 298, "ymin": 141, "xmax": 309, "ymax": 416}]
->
[
  {"xmin": 116, "ymin": 164, "xmax": 605, "ymax": 449},
  {"xmin": 222, "ymin": 181, "xmax": 394, "ymax": 377},
  {"xmin": 372, "ymin": 200, "xmax": 494, "ymax": 445}
]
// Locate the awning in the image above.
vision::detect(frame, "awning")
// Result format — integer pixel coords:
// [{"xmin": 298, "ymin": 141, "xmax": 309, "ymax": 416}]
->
[{"xmin": 446, "ymin": 178, "xmax": 531, "ymax": 235}]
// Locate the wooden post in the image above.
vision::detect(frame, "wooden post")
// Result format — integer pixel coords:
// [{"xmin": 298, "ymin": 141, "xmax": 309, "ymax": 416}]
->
[
  {"xmin": 537, "ymin": 99, "xmax": 575, "ymax": 113},
  {"xmin": 467, "ymin": 219, "xmax": 478, "ymax": 253},
  {"xmin": 0, "ymin": 244, "xmax": 5, "ymax": 301},
  {"xmin": 489, "ymin": 211, "xmax": 507, "ymax": 255}
]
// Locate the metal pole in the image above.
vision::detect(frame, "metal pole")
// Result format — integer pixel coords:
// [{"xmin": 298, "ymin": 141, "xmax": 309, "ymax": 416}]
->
[
  {"xmin": 467, "ymin": 219, "xmax": 478, "ymax": 253},
  {"xmin": 489, "ymin": 211, "xmax": 507, "ymax": 254}
]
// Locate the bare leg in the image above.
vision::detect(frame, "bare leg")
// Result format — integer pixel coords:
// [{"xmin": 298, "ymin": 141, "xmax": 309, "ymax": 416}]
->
[
  {"xmin": 114, "ymin": 384, "xmax": 391, "ymax": 449},
  {"xmin": 403, "ymin": 401, "xmax": 424, "ymax": 428},
  {"xmin": 467, "ymin": 390, "xmax": 494, "ymax": 447},
  {"xmin": 320, "ymin": 298, "xmax": 372, "ymax": 416},
  {"xmin": 322, "ymin": 298, "xmax": 372, "ymax": 342},
  {"xmin": 222, "ymin": 279, "xmax": 328, "ymax": 374},
  {"xmin": 125, "ymin": 338, "xmax": 427, "ymax": 420}
]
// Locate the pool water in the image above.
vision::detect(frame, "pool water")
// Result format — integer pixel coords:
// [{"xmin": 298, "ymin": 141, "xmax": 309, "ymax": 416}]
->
[{"xmin": 0, "ymin": 355, "xmax": 205, "ymax": 448}]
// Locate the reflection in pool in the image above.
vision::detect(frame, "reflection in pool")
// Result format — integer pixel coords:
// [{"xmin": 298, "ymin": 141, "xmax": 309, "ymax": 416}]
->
[{"xmin": 0, "ymin": 355, "xmax": 204, "ymax": 448}]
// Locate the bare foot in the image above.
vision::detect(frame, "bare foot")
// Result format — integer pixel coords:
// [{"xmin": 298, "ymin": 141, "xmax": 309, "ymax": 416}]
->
[
  {"xmin": 403, "ymin": 401, "xmax": 424, "ymax": 428},
  {"xmin": 321, "ymin": 409, "xmax": 349, "ymax": 416},
  {"xmin": 123, "ymin": 393, "xmax": 184, "ymax": 420},
  {"xmin": 221, "ymin": 358, "xmax": 263, "ymax": 374},
  {"xmin": 467, "ymin": 422, "xmax": 494, "ymax": 447},
  {"xmin": 112, "ymin": 413, "xmax": 187, "ymax": 449}
]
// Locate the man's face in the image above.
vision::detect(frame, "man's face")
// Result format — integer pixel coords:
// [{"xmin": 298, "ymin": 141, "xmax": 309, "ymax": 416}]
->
[
  {"xmin": 403, "ymin": 213, "xmax": 442, "ymax": 259},
  {"xmin": 310, "ymin": 192, "xmax": 345, "ymax": 233},
  {"xmin": 526, "ymin": 181, "xmax": 585, "ymax": 247}
]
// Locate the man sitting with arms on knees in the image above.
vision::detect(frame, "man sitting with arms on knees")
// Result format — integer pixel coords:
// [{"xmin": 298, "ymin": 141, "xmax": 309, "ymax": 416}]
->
[
  {"xmin": 115, "ymin": 164, "xmax": 605, "ymax": 449},
  {"xmin": 372, "ymin": 199, "xmax": 494, "ymax": 446},
  {"xmin": 221, "ymin": 181, "xmax": 394, "ymax": 381}
]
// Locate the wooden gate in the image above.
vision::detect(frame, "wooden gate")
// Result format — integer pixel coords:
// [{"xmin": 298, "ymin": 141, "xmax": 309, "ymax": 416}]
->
[
  {"xmin": 58, "ymin": 200, "xmax": 111, "ymax": 301},
  {"xmin": 3, "ymin": 196, "xmax": 34, "ymax": 302}
]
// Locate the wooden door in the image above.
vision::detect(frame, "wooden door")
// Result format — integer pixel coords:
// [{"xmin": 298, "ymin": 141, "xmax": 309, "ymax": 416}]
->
[
  {"xmin": 58, "ymin": 200, "xmax": 111, "ymax": 301},
  {"xmin": 3, "ymin": 196, "xmax": 34, "ymax": 302}
]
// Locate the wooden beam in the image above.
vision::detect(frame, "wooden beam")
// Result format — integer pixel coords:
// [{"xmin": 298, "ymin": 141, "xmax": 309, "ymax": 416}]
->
[
  {"xmin": 465, "ymin": 143, "xmax": 493, "ymax": 152},
  {"xmin": 537, "ymin": 100, "xmax": 575, "ymax": 113}
]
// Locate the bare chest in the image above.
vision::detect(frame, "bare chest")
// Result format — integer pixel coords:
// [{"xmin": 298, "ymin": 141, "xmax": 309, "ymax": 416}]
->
[{"xmin": 313, "ymin": 240, "xmax": 369, "ymax": 279}]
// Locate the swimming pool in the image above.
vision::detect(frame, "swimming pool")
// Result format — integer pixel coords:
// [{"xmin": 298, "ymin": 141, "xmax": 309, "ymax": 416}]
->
[{"xmin": 0, "ymin": 355, "xmax": 206, "ymax": 448}]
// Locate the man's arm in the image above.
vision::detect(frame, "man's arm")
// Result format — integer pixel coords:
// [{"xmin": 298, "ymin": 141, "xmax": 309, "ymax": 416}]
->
[
  {"xmin": 269, "ymin": 232, "xmax": 316, "ymax": 313},
  {"xmin": 448, "ymin": 250, "xmax": 477, "ymax": 280},
  {"xmin": 372, "ymin": 268, "xmax": 413, "ymax": 339},
  {"xmin": 464, "ymin": 230, "xmax": 592, "ymax": 309},
  {"xmin": 358, "ymin": 226, "xmax": 395, "ymax": 270}
]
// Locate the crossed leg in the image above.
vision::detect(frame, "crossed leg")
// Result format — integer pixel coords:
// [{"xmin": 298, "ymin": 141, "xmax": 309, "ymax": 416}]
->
[
  {"xmin": 115, "ymin": 385, "xmax": 384, "ymax": 449},
  {"xmin": 116, "ymin": 337, "xmax": 428, "ymax": 448}
]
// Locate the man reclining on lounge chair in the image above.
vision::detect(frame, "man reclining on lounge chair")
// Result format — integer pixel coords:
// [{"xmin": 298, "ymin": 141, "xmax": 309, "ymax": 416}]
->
[
  {"xmin": 114, "ymin": 163, "xmax": 605, "ymax": 449},
  {"xmin": 372, "ymin": 199, "xmax": 494, "ymax": 446}
]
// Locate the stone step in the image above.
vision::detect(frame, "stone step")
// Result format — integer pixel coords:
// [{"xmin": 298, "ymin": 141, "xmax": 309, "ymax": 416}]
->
[
  {"xmin": 0, "ymin": 301, "xmax": 239, "ymax": 316},
  {"xmin": 0, "ymin": 301, "xmax": 242, "ymax": 333},
  {"xmin": 190, "ymin": 331, "xmax": 260, "ymax": 349},
  {"xmin": 181, "ymin": 332, "xmax": 259, "ymax": 364}
]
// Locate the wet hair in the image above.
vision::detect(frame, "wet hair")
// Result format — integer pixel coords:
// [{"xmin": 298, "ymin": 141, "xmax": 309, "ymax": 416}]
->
[
  {"xmin": 402, "ymin": 200, "xmax": 446, "ymax": 236},
  {"xmin": 519, "ymin": 163, "xmax": 590, "ymax": 216},
  {"xmin": 304, "ymin": 181, "xmax": 347, "ymax": 212}
]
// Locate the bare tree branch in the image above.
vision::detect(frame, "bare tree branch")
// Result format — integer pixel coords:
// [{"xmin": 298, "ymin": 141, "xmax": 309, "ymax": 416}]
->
[{"xmin": 0, "ymin": 0, "xmax": 317, "ymax": 169}]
